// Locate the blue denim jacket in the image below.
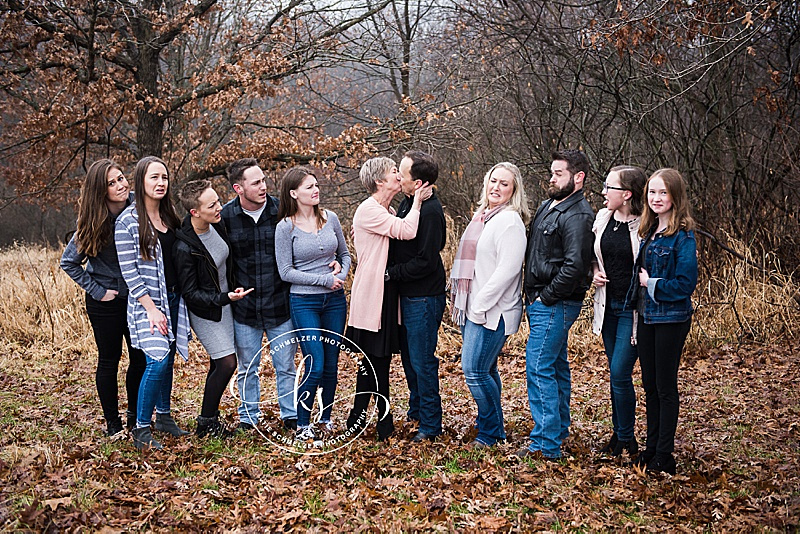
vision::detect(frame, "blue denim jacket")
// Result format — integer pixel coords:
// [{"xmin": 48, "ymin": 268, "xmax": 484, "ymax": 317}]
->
[{"xmin": 625, "ymin": 227, "xmax": 697, "ymax": 324}]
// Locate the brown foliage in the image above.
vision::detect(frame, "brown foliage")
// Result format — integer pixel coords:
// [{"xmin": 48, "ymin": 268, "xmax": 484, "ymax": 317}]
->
[
  {"xmin": 442, "ymin": 0, "xmax": 800, "ymax": 275},
  {"xmin": 0, "ymin": 0, "xmax": 397, "ymax": 205},
  {"xmin": 1, "ymin": 245, "xmax": 799, "ymax": 530}
]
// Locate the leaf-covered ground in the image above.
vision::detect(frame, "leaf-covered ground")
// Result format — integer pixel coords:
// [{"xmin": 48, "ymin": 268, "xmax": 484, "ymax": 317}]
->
[{"xmin": 1, "ymin": 329, "xmax": 798, "ymax": 531}]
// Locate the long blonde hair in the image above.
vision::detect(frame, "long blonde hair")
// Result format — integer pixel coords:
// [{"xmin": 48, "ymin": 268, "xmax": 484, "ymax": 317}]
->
[
  {"xmin": 477, "ymin": 162, "xmax": 531, "ymax": 224},
  {"xmin": 639, "ymin": 168, "xmax": 696, "ymax": 238}
]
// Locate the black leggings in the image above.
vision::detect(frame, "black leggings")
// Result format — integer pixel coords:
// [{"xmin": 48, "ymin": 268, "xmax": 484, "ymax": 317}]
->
[
  {"xmin": 348, "ymin": 354, "xmax": 393, "ymax": 435},
  {"xmin": 85, "ymin": 294, "xmax": 146, "ymax": 425},
  {"xmin": 637, "ymin": 319, "xmax": 691, "ymax": 455},
  {"xmin": 201, "ymin": 354, "xmax": 237, "ymax": 418}
]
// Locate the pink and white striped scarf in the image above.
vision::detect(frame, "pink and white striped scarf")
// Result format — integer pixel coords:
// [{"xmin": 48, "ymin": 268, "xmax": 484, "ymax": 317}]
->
[{"xmin": 449, "ymin": 204, "xmax": 507, "ymax": 326}]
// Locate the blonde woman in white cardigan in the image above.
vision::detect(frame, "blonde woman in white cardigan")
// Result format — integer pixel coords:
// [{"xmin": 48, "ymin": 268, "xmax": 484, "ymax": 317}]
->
[
  {"xmin": 451, "ymin": 162, "xmax": 530, "ymax": 448},
  {"xmin": 591, "ymin": 165, "xmax": 646, "ymax": 457}
]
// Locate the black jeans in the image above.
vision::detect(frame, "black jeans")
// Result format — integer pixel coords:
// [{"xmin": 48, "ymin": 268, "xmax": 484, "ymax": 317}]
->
[
  {"xmin": 348, "ymin": 354, "xmax": 394, "ymax": 437},
  {"xmin": 85, "ymin": 294, "xmax": 146, "ymax": 425},
  {"xmin": 637, "ymin": 319, "xmax": 691, "ymax": 455}
]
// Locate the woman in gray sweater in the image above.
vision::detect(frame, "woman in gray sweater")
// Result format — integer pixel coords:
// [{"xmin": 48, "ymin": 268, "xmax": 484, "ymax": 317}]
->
[
  {"xmin": 275, "ymin": 166, "xmax": 351, "ymax": 442},
  {"xmin": 61, "ymin": 159, "xmax": 146, "ymax": 437}
]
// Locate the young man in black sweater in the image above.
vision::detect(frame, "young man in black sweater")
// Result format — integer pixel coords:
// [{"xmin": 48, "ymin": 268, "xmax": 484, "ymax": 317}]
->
[{"xmin": 387, "ymin": 150, "xmax": 447, "ymax": 442}]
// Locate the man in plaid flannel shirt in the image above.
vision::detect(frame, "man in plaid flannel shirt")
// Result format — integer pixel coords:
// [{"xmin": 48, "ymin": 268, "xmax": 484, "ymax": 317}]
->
[{"xmin": 222, "ymin": 158, "xmax": 298, "ymax": 432}]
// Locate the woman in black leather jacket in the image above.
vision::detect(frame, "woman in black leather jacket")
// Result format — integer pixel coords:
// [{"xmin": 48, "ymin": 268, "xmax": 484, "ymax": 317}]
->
[{"xmin": 174, "ymin": 180, "xmax": 252, "ymax": 437}]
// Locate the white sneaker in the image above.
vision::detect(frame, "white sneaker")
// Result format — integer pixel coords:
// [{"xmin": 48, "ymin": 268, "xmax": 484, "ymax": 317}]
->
[
  {"xmin": 296, "ymin": 425, "xmax": 318, "ymax": 441},
  {"xmin": 318, "ymin": 420, "xmax": 334, "ymax": 432}
]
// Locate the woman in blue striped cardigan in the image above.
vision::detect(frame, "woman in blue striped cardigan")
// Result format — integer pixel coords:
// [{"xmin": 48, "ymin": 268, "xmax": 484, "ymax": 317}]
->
[{"xmin": 115, "ymin": 156, "xmax": 191, "ymax": 450}]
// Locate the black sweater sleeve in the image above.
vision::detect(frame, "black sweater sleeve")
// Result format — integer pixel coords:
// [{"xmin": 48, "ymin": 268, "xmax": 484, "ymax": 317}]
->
[{"xmin": 387, "ymin": 207, "xmax": 445, "ymax": 282}]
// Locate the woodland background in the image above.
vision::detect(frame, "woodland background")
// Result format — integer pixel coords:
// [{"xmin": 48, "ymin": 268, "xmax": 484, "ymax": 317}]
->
[
  {"xmin": 0, "ymin": 0, "xmax": 798, "ymax": 266},
  {"xmin": 1, "ymin": 0, "xmax": 799, "ymax": 531}
]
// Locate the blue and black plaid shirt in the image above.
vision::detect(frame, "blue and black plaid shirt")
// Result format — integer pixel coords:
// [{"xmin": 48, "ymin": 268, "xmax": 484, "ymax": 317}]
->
[{"xmin": 221, "ymin": 195, "xmax": 291, "ymax": 329}]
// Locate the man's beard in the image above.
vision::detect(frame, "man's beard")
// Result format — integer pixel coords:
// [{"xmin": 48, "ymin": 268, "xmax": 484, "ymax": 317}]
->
[{"xmin": 548, "ymin": 177, "xmax": 575, "ymax": 200}]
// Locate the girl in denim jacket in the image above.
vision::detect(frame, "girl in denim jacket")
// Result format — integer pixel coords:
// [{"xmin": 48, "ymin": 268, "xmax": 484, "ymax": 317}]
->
[{"xmin": 625, "ymin": 168, "xmax": 698, "ymax": 475}]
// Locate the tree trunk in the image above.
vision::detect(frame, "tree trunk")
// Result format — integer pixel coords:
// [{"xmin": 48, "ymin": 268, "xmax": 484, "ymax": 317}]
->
[{"xmin": 133, "ymin": 13, "xmax": 164, "ymax": 158}]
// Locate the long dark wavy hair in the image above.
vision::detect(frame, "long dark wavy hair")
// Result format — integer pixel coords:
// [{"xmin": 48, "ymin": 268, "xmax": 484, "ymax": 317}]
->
[
  {"xmin": 277, "ymin": 166, "xmax": 326, "ymax": 229},
  {"xmin": 132, "ymin": 156, "xmax": 180, "ymax": 261},
  {"xmin": 75, "ymin": 159, "xmax": 124, "ymax": 257}
]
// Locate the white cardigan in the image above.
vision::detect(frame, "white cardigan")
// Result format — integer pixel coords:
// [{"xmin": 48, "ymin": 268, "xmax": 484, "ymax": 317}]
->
[
  {"xmin": 591, "ymin": 208, "xmax": 641, "ymax": 335},
  {"xmin": 465, "ymin": 209, "xmax": 527, "ymax": 335}
]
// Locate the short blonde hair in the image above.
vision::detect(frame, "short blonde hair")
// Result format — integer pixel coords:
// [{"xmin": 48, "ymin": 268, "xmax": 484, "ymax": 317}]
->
[
  {"xmin": 359, "ymin": 157, "xmax": 396, "ymax": 194},
  {"xmin": 477, "ymin": 162, "xmax": 531, "ymax": 224}
]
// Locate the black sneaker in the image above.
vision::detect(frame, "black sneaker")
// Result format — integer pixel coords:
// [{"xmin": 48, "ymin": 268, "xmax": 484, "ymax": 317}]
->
[
  {"xmin": 282, "ymin": 418, "xmax": 298, "ymax": 431},
  {"xmin": 236, "ymin": 422, "xmax": 256, "ymax": 433}
]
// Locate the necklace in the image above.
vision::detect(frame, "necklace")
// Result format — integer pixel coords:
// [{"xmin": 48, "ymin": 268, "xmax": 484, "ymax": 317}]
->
[{"xmin": 612, "ymin": 218, "xmax": 625, "ymax": 232}]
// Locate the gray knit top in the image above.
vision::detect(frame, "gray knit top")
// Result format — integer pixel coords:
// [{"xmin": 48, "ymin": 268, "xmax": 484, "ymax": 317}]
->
[{"xmin": 274, "ymin": 210, "xmax": 351, "ymax": 294}]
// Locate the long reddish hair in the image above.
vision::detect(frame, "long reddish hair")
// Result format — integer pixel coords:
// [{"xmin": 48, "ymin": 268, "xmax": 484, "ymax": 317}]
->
[{"xmin": 639, "ymin": 168, "xmax": 696, "ymax": 238}]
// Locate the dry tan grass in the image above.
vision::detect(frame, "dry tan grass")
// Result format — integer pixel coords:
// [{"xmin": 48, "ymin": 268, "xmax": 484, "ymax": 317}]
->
[
  {"xmin": 0, "ymin": 235, "xmax": 796, "ymax": 365},
  {"xmin": 692, "ymin": 235, "xmax": 799, "ymax": 347},
  {"xmin": 0, "ymin": 244, "xmax": 94, "ymax": 355}
]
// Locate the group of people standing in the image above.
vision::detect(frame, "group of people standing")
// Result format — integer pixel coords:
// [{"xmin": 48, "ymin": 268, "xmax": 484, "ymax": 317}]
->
[{"xmin": 61, "ymin": 148, "xmax": 697, "ymax": 475}]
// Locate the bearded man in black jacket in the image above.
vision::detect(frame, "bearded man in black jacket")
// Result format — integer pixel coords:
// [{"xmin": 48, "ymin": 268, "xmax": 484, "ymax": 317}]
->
[{"xmin": 517, "ymin": 149, "xmax": 595, "ymax": 460}]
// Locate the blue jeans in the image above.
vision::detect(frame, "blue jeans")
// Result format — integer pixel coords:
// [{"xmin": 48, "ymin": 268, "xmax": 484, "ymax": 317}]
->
[
  {"xmin": 461, "ymin": 317, "xmax": 508, "ymax": 445},
  {"xmin": 136, "ymin": 291, "xmax": 180, "ymax": 428},
  {"xmin": 601, "ymin": 299, "xmax": 638, "ymax": 441},
  {"xmin": 399, "ymin": 294, "xmax": 445, "ymax": 436},
  {"xmin": 233, "ymin": 318, "xmax": 297, "ymax": 425},
  {"xmin": 525, "ymin": 299, "xmax": 582, "ymax": 458},
  {"xmin": 290, "ymin": 290, "xmax": 347, "ymax": 427}
]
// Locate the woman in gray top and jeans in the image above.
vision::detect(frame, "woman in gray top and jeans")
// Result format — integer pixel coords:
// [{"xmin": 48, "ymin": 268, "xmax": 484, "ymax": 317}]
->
[{"xmin": 275, "ymin": 166, "xmax": 351, "ymax": 442}]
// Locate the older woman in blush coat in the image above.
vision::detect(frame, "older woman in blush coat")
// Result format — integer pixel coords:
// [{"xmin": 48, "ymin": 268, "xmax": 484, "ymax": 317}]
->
[{"xmin": 345, "ymin": 157, "xmax": 431, "ymax": 441}]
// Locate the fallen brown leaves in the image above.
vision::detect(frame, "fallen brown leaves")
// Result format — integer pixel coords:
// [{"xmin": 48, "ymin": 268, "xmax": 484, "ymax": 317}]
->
[
  {"xmin": 1, "ymin": 335, "xmax": 798, "ymax": 532},
  {"xmin": 1, "ymin": 248, "xmax": 799, "ymax": 531}
]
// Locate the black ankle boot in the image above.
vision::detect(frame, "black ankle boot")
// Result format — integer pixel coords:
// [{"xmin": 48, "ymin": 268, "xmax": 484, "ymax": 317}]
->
[
  {"xmin": 196, "ymin": 414, "xmax": 234, "ymax": 438},
  {"xmin": 132, "ymin": 426, "xmax": 163, "ymax": 450},
  {"xmin": 346, "ymin": 408, "xmax": 368, "ymax": 434},
  {"xmin": 376, "ymin": 414, "xmax": 394, "ymax": 442},
  {"xmin": 106, "ymin": 417, "xmax": 124, "ymax": 437},
  {"xmin": 647, "ymin": 453, "xmax": 676, "ymax": 475},
  {"xmin": 126, "ymin": 410, "xmax": 136, "ymax": 431},
  {"xmin": 631, "ymin": 448, "xmax": 656, "ymax": 468},
  {"xmin": 611, "ymin": 438, "xmax": 638, "ymax": 457},
  {"xmin": 598, "ymin": 433, "xmax": 618, "ymax": 454},
  {"xmin": 154, "ymin": 412, "xmax": 189, "ymax": 437}
]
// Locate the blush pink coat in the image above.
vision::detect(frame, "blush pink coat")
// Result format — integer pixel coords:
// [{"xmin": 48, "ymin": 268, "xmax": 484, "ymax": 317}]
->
[{"xmin": 348, "ymin": 196, "xmax": 420, "ymax": 332}]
